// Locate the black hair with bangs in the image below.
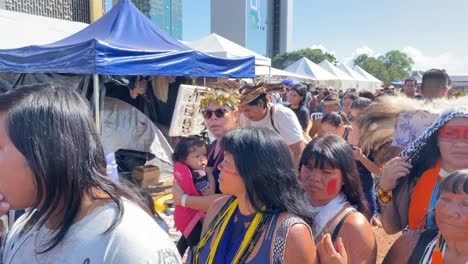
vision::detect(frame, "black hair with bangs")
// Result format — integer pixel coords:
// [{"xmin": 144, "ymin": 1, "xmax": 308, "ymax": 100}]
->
[
  {"xmin": 440, "ymin": 169, "xmax": 468, "ymax": 195},
  {"xmin": 299, "ymin": 135, "xmax": 371, "ymax": 219}
]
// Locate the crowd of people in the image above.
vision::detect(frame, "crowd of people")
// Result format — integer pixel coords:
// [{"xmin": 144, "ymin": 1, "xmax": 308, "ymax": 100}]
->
[{"xmin": 0, "ymin": 68, "xmax": 465, "ymax": 263}]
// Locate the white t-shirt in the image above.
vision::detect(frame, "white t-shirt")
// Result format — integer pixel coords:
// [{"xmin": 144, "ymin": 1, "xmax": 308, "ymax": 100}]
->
[
  {"xmin": 240, "ymin": 104, "xmax": 304, "ymax": 145},
  {"xmin": 2, "ymin": 200, "xmax": 180, "ymax": 264}
]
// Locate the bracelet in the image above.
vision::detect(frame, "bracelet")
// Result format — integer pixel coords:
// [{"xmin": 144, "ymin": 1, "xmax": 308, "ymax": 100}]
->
[
  {"xmin": 376, "ymin": 185, "xmax": 393, "ymax": 204},
  {"xmin": 181, "ymin": 194, "xmax": 188, "ymax": 207}
]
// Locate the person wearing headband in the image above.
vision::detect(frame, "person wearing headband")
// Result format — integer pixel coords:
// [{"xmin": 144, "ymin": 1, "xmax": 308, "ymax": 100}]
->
[
  {"xmin": 172, "ymin": 88, "xmax": 239, "ymax": 213},
  {"xmin": 238, "ymin": 83, "xmax": 305, "ymax": 169},
  {"xmin": 383, "ymin": 170, "xmax": 468, "ymax": 264},
  {"xmin": 378, "ymin": 107, "xmax": 468, "ymax": 234}
]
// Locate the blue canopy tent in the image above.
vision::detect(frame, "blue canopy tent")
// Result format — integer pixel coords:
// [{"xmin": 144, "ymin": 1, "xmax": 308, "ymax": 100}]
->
[
  {"xmin": 0, "ymin": 0, "xmax": 254, "ymax": 77},
  {"xmin": 0, "ymin": 0, "xmax": 254, "ymax": 126},
  {"xmin": 390, "ymin": 72, "xmax": 423, "ymax": 87}
]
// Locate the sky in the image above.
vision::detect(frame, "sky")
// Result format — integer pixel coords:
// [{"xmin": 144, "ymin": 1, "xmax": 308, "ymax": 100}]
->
[{"xmin": 182, "ymin": 0, "xmax": 468, "ymax": 74}]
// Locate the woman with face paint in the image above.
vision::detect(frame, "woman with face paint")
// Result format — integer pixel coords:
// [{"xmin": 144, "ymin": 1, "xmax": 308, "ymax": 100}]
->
[
  {"xmin": 299, "ymin": 135, "xmax": 377, "ymax": 264},
  {"xmin": 378, "ymin": 107, "xmax": 468, "ymax": 234},
  {"xmin": 383, "ymin": 170, "xmax": 468, "ymax": 264}
]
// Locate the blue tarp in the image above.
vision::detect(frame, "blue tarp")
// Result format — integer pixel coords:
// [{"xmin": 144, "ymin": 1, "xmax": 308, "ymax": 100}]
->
[
  {"xmin": 0, "ymin": 0, "xmax": 255, "ymax": 77},
  {"xmin": 390, "ymin": 72, "xmax": 423, "ymax": 87}
]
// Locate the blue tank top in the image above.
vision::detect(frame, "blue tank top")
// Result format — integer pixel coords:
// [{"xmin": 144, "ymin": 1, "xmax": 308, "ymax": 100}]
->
[{"xmin": 196, "ymin": 213, "xmax": 281, "ymax": 263}]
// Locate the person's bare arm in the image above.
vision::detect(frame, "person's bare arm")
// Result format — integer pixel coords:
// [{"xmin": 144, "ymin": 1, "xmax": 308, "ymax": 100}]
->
[
  {"xmin": 382, "ymin": 231, "xmax": 420, "ymax": 264},
  {"xmin": 354, "ymin": 146, "xmax": 383, "ymax": 176},
  {"xmin": 283, "ymin": 223, "xmax": 317, "ymax": 264},
  {"xmin": 289, "ymin": 140, "xmax": 306, "ymax": 169},
  {"xmin": 172, "ymin": 181, "xmax": 223, "ymax": 212},
  {"xmin": 309, "ymin": 118, "xmax": 321, "ymax": 138},
  {"xmin": 339, "ymin": 213, "xmax": 377, "ymax": 264},
  {"xmin": 378, "ymin": 157, "xmax": 413, "ymax": 234}
]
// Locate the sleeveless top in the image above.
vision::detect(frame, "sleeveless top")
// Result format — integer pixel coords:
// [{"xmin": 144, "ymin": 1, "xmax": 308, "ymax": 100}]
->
[{"xmin": 195, "ymin": 212, "xmax": 309, "ymax": 264}]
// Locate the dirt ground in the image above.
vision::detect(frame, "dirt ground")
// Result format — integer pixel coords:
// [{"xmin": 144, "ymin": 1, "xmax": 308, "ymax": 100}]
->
[
  {"xmin": 373, "ymin": 226, "xmax": 400, "ymax": 264},
  {"xmin": 150, "ymin": 179, "xmax": 400, "ymax": 263}
]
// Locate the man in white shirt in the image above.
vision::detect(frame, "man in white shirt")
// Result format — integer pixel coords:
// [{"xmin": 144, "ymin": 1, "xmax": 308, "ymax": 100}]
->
[{"xmin": 238, "ymin": 83, "xmax": 305, "ymax": 168}]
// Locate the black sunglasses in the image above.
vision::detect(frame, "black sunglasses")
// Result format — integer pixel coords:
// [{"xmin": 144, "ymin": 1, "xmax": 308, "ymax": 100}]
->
[
  {"xmin": 202, "ymin": 108, "xmax": 227, "ymax": 119},
  {"xmin": 348, "ymin": 114, "xmax": 356, "ymax": 122}
]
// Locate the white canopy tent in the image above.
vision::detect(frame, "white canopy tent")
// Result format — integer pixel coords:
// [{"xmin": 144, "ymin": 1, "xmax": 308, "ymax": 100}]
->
[
  {"xmin": 338, "ymin": 63, "xmax": 375, "ymax": 91},
  {"xmin": 255, "ymin": 66, "xmax": 316, "ymax": 83},
  {"xmin": 0, "ymin": 9, "xmax": 88, "ymax": 49},
  {"xmin": 186, "ymin": 33, "xmax": 271, "ymax": 66},
  {"xmin": 319, "ymin": 60, "xmax": 358, "ymax": 90},
  {"xmin": 284, "ymin": 57, "xmax": 340, "ymax": 88},
  {"xmin": 353, "ymin": 65, "xmax": 383, "ymax": 91}
]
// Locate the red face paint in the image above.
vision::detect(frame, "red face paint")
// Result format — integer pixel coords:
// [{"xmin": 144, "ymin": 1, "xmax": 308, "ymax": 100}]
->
[
  {"xmin": 218, "ymin": 163, "xmax": 238, "ymax": 176},
  {"xmin": 438, "ymin": 125, "xmax": 468, "ymax": 141},
  {"xmin": 326, "ymin": 178, "xmax": 338, "ymax": 195}
]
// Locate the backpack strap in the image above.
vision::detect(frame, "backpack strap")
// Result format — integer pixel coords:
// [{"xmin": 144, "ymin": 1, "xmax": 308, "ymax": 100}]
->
[
  {"xmin": 331, "ymin": 209, "xmax": 356, "ymax": 242},
  {"xmin": 272, "ymin": 215, "xmax": 310, "ymax": 264},
  {"xmin": 269, "ymin": 105, "xmax": 280, "ymax": 134}
]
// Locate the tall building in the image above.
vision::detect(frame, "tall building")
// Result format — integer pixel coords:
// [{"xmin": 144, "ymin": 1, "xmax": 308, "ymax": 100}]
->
[
  {"xmin": 132, "ymin": 0, "xmax": 182, "ymax": 40},
  {"xmin": 0, "ymin": 0, "xmax": 91, "ymax": 23},
  {"xmin": 267, "ymin": 0, "xmax": 293, "ymax": 58},
  {"xmin": 210, "ymin": 0, "xmax": 292, "ymax": 58}
]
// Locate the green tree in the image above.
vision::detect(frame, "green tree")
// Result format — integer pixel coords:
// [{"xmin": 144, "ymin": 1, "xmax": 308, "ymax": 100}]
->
[
  {"xmin": 272, "ymin": 48, "xmax": 337, "ymax": 69},
  {"xmin": 354, "ymin": 51, "xmax": 414, "ymax": 83},
  {"xmin": 378, "ymin": 50, "xmax": 414, "ymax": 82},
  {"xmin": 358, "ymin": 57, "xmax": 390, "ymax": 83},
  {"xmin": 354, "ymin": 54, "xmax": 369, "ymax": 66}
]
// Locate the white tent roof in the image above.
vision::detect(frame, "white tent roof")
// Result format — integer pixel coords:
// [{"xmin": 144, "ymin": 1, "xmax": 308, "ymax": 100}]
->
[
  {"xmin": 319, "ymin": 60, "xmax": 354, "ymax": 80},
  {"xmin": 285, "ymin": 57, "xmax": 341, "ymax": 88},
  {"xmin": 338, "ymin": 64, "xmax": 368, "ymax": 81},
  {"xmin": 255, "ymin": 66, "xmax": 316, "ymax": 82},
  {"xmin": 186, "ymin": 33, "xmax": 271, "ymax": 66},
  {"xmin": 339, "ymin": 63, "xmax": 375, "ymax": 91},
  {"xmin": 319, "ymin": 60, "xmax": 358, "ymax": 90},
  {"xmin": 353, "ymin": 65, "xmax": 382, "ymax": 83},
  {"xmin": 285, "ymin": 57, "xmax": 338, "ymax": 80},
  {"xmin": 0, "ymin": 9, "xmax": 88, "ymax": 49},
  {"xmin": 352, "ymin": 65, "xmax": 382, "ymax": 92}
]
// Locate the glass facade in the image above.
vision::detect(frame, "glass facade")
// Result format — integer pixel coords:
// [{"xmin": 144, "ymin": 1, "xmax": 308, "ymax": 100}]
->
[
  {"xmin": 132, "ymin": 0, "xmax": 182, "ymax": 40},
  {"xmin": 245, "ymin": 0, "xmax": 268, "ymax": 56},
  {"xmin": 2, "ymin": 0, "xmax": 90, "ymax": 23}
]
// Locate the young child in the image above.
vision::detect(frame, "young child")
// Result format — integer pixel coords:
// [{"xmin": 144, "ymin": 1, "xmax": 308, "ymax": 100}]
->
[{"xmin": 172, "ymin": 136, "xmax": 212, "ymax": 256}]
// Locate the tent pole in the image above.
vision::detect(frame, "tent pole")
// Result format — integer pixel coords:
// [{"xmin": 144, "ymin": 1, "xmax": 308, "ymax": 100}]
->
[
  {"xmin": 268, "ymin": 66, "xmax": 271, "ymax": 82},
  {"xmin": 203, "ymin": 77, "xmax": 206, "ymax": 87},
  {"xmin": 93, "ymin": 74, "xmax": 100, "ymax": 131}
]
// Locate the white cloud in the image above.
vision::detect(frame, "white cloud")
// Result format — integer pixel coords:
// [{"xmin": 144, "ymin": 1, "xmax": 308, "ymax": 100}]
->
[
  {"xmin": 342, "ymin": 46, "xmax": 381, "ymax": 66},
  {"xmin": 403, "ymin": 46, "xmax": 468, "ymax": 75},
  {"xmin": 340, "ymin": 46, "xmax": 468, "ymax": 74},
  {"xmin": 309, "ymin": 44, "xmax": 337, "ymax": 57}
]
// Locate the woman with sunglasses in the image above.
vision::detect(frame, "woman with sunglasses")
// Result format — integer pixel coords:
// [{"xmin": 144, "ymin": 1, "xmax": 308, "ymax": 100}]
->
[
  {"xmin": 172, "ymin": 89, "xmax": 239, "ymax": 212},
  {"xmin": 378, "ymin": 107, "xmax": 468, "ymax": 234}
]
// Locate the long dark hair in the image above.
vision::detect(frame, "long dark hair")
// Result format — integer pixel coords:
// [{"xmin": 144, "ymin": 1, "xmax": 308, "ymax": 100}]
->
[
  {"xmin": 0, "ymin": 84, "xmax": 145, "ymax": 253},
  {"xmin": 140, "ymin": 191, "xmax": 164, "ymax": 221},
  {"xmin": 407, "ymin": 132, "xmax": 440, "ymax": 184},
  {"xmin": 291, "ymin": 85, "xmax": 308, "ymax": 107},
  {"xmin": 299, "ymin": 135, "xmax": 371, "ymax": 219},
  {"xmin": 220, "ymin": 127, "xmax": 315, "ymax": 226}
]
